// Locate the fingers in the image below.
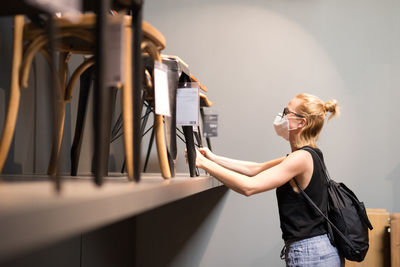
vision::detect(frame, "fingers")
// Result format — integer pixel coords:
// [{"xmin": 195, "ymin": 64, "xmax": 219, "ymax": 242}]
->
[
  {"xmin": 196, "ymin": 148, "xmax": 202, "ymax": 157},
  {"xmin": 198, "ymin": 148, "xmax": 207, "ymax": 155},
  {"xmin": 195, "ymin": 149, "xmax": 203, "ymax": 168},
  {"xmin": 185, "ymin": 148, "xmax": 208, "ymax": 168},
  {"xmin": 198, "ymin": 147, "xmax": 214, "ymax": 161},
  {"xmin": 198, "ymin": 147, "xmax": 207, "ymax": 156}
]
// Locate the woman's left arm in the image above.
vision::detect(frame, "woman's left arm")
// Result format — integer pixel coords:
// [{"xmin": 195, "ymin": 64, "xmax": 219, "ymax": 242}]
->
[{"xmin": 196, "ymin": 150, "xmax": 308, "ymax": 196}]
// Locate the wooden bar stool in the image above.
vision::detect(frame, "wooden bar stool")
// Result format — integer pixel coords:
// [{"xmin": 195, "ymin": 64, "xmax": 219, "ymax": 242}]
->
[
  {"xmin": 138, "ymin": 57, "xmax": 213, "ymax": 178},
  {"xmin": 67, "ymin": 16, "xmax": 169, "ymax": 179},
  {"xmin": 140, "ymin": 37, "xmax": 173, "ymax": 179},
  {"xmin": 0, "ymin": 15, "xmax": 25, "ymax": 175},
  {"xmin": 0, "ymin": 14, "xmax": 166, "ymax": 180},
  {"xmin": 178, "ymin": 72, "xmax": 213, "ymax": 177}
]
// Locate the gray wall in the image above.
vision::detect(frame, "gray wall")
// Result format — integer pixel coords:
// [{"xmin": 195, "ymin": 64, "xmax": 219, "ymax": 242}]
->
[
  {"xmin": 143, "ymin": 0, "xmax": 400, "ymax": 266},
  {"xmin": 0, "ymin": 0, "xmax": 399, "ymax": 266}
]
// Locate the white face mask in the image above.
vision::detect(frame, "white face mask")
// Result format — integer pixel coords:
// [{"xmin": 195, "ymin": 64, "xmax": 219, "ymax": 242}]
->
[{"xmin": 273, "ymin": 114, "xmax": 301, "ymax": 141}]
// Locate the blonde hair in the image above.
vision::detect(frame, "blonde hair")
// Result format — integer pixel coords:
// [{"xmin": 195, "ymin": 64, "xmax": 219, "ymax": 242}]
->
[{"xmin": 293, "ymin": 93, "xmax": 340, "ymax": 148}]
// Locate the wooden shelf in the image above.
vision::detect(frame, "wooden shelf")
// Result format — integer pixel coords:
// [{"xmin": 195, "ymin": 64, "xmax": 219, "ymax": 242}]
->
[{"xmin": 0, "ymin": 173, "xmax": 223, "ymax": 261}]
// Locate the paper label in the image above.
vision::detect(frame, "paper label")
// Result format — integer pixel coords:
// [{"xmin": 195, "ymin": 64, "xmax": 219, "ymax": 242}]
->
[
  {"xmin": 203, "ymin": 114, "xmax": 218, "ymax": 137},
  {"xmin": 176, "ymin": 86, "xmax": 199, "ymax": 126},
  {"xmin": 154, "ymin": 61, "xmax": 171, "ymax": 116}
]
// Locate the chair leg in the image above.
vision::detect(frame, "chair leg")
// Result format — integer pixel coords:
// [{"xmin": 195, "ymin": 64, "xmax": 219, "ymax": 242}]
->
[
  {"xmin": 141, "ymin": 41, "xmax": 172, "ymax": 179},
  {"xmin": 65, "ymin": 58, "xmax": 95, "ymax": 102},
  {"xmin": 183, "ymin": 126, "xmax": 198, "ymax": 177},
  {"xmin": 140, "ymin": 103, "xmax": 152, "ymax": 172},
  {"xmin": 47, "ymin": 52, "xmax": 70, "ymax": 176},
  {"xmin": 93, "ymin": 5, "xmax": 113, "ymax": 185},
  {"xmin": 70, "ymin": 66, "xmax": 93, "ymax": 176},
  {"xmin": 154, "ymin": 115, "xmax": 171, "ymax": 178},
  {"xmin": 132, "ymin": 6, "xmax": 144, "ymax": 183},
  {"xmin": 122, "ymin": 25, "xmax": 134, "ymax": 180},
  {"xmin": 143, "ymin": 126, "xmax": 155, "ymax": 173},
  {"xmin": 0, "ymin": 15, "xmax": 24, "ymax": 174}
]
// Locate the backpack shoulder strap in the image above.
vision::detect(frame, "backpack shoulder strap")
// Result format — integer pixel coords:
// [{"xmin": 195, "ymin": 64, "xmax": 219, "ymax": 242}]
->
[{"xmin": 301, "ymin": 147, "xmax": 331, "ymax": 182}]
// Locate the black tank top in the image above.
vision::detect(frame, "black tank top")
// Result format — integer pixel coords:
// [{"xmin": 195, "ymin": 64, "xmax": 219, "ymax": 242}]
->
[{"xmin": 276, "ymin": 146, "xmax": 328, "ymax": 241}]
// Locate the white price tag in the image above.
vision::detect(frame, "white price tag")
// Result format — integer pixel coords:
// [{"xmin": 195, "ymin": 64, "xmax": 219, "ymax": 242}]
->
[
  {"xmin": 176, "ymin": 85, "xmax": 199, "ymax": 126},
  {"xmin": 154, "ymin": 61, "xmax": 171, "ymax": 116}
]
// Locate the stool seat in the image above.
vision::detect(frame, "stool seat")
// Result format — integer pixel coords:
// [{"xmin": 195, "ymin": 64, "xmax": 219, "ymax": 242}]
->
[
  {"xmin": 23, "ymin": 14, "xmax": 166, "ymax": 50},
  {"xmin": 200, "ymin": 92, "xmax": 212, "ymax": 107}
]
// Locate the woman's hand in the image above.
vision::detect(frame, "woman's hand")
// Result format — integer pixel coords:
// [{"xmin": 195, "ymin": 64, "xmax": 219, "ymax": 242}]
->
[
  {"xmin": 184, "ymin": 148, "xmax": 209, "ymax": 168},
  {"xmin": 195, "ymin": 149, "xmax": 207, "ymax": 169},
  {"xmin": 198, "ymin": 147, "xmax": 215, "ymax": 161}
]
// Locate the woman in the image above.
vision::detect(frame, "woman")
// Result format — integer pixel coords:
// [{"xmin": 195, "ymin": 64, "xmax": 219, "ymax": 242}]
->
[{"xmin": 194, "ymin": 93, "xmax": 344, "ymax": 266}]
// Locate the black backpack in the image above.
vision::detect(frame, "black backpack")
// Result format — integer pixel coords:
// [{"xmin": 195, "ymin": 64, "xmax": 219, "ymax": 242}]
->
[{"xmin": 295, "ymin": 147, "xmax": 373, "ymax": 262}]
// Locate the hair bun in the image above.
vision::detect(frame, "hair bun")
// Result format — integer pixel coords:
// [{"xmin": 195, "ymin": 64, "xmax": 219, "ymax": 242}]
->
[{"xmin": 324, "ymin": 99, "xmax": 340, "ymax": 120}]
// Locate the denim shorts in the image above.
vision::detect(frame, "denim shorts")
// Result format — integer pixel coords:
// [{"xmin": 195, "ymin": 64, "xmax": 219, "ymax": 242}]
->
[{"xmin": 284, "ymin": 234, "xmax": 344, "ymax": 267}]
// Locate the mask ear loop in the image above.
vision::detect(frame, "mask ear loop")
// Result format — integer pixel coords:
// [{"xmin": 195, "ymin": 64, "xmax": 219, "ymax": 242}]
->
[{"xmin": 287, "ymin": 117, "xmax": 305, "ymax": 131}]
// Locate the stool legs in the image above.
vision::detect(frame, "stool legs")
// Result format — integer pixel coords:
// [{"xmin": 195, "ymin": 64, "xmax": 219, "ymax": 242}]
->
[
  {"xmin": 47, "ymin": 52, "xmax": 70, "ymax": 175},
  {"xmin": 141, "ymin": 41, "xmax": 172, "ymax": 179},
  {"xmin": 143, "ymin": 125, "xmax": 155, "ymax": 173},
  {"xmin": 182, "ymin": 126, "xmax": 198, "ymax": 177},
  {"xmin": 0, "ymin": 15, "xmax": 24, "ymax": 174},
  {"xmin": 71, "ymin": 66, "xmax": 94, "ymax": 176},
  {"xmin": 122, "ymin": 25, "xmax": 134, "ymax": 180},
  {"xmin": 93, "ymin": 2, "xmax": 112, "ymax": 185},
  {"xmin": 154, "ymin": 115, "xmax": 171, "ymax": 178}
]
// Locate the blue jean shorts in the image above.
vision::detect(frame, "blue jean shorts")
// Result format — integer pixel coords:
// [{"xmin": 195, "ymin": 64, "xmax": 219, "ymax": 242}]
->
[{"xmin": 284, "ymin": 234, "xmax": 344, "ymax": 267}]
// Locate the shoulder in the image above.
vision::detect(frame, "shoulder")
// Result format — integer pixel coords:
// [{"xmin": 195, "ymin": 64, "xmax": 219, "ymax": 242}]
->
[
  {"xmin": 287, "ymin": 149, "xmax": 313, "ymax": 161},
  {"xmin": 282, "ymin": 149, "xmax": 313, "ymax": 172}
]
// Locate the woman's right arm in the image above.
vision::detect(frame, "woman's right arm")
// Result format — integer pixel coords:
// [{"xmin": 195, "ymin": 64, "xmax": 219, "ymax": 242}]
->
[
  {"xmin": 199, "ymin": 148, "xmax": 286, "ymax": 177},
  {"xmin": 195, "ymin": 149, "xmax": 307, "ymax": 196}
]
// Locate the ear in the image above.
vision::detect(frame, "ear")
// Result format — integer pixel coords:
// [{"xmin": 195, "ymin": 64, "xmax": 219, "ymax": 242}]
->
[{"xmin": 299, "ymin": 118, "xmax": 307, "ymax": 128}]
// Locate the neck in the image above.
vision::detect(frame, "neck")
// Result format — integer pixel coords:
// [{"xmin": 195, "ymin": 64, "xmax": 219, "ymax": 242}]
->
[
  {"xmin": 290, "ymin": 139, "xmax": 315, "ymax": 152},
  {"xmin": 290, "ymin": 139, "xmax": 298, "ymax": 152}
]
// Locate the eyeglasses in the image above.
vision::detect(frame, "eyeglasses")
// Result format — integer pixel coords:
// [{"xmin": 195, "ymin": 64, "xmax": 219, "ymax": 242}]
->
[{"xmin": 282, "ymin": 107, "xmax": 305, "ymax": 118}]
